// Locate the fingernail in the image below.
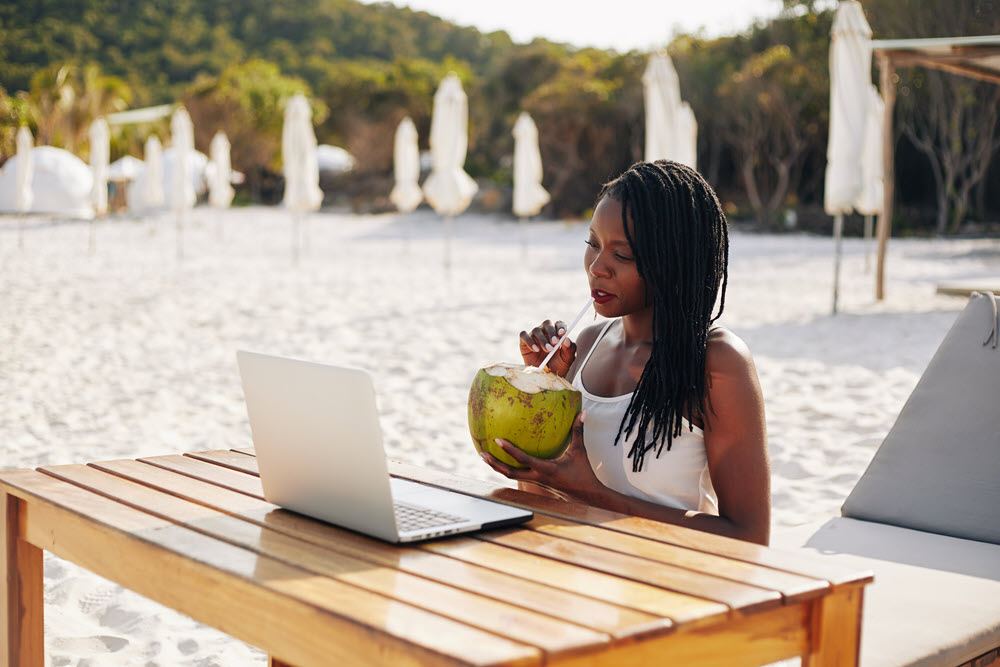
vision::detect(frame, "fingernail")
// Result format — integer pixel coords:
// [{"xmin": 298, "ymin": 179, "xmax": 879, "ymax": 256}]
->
[
  {"xmin": 580, "ymin": 410, "xmax": 587, "ymax": 423},
  {"xmin": 544, "ymin": 344, "xmax": 553, "ymax": 351},
  {"xmin": 494, "ymin": 438, "xmax": 504, "ymax": 446},
  {"xmin": 562, "ymin": 338, "xmax": 571, "ymax": 347},
  {"xmin": 550, "ymin": 336, "xmax": 558, "ymax": 345},
  {"xmin": 557, "ymin": 328, "xmax": 566, "ymax": 335},
  {"xmin": 531, "ymin": 345, "xmax": 540, "ymax": 352}
]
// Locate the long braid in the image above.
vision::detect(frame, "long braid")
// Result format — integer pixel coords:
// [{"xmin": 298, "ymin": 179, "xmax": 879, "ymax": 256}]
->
[{"xmin": 599, "ymin": 160, "xmax": 729, "ymax": 472}]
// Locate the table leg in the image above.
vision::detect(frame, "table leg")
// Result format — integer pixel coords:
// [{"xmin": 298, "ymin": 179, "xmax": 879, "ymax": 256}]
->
[
  {"xmin": 803, "ymin": 584, "xmax": 865, "ymax": 667},
  {"xmin": 2, "ymin": 492, "xmax": 44, "ymax": 667}
]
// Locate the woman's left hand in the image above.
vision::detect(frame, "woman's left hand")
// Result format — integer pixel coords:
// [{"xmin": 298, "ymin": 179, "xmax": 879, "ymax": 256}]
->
[{"xmin": 479, "ymin": 412, "xmax": 603, "ymax": 501}]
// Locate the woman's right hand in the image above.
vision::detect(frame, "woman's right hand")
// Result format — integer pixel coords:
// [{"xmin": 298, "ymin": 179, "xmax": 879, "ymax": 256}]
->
[{"xmin": 519, "ymin": 319, "xmax": 577, "ymax": 376}]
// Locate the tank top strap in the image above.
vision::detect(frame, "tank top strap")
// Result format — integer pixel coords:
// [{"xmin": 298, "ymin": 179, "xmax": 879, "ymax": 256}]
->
[{"xmin": 576, "ymin": 318, "xmax": 617, "ymax": 375}]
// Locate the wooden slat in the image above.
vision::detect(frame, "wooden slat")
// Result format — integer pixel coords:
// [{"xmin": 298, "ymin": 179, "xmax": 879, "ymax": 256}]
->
[
  {"xmin": 422, "ymin": 536, "xmax": 729, "ymax": 626},
  {"xmin": 526, "ymin": 515, "xmax": 828, "ymax": 604},
  {"xmin": 385, "ymin": 459, "xmax": 872, "ymax": 587},
  {"xmin": 186, "ymin": 449, "xmax": 260, "ymax": 474},
  {"xmin": 94, "ymin": 458, "xmax": 678, "ymax": 638},
  {"xmin": 476, "ymin": 526, "xmax": 781, "ymax": 614},
  {"xmin": 40, "ymin": 463, "xmax": 610, "ymax": 656},
  {"xmin": 1, "ymin": 489, "xmax": 44, "ymax": 667},
  {"xmin": 0, "ymin": 469, "xmax": 539, "ymax": 667},
  {"xmin": 143, "ymin": 454, "xmax": 263, "ymax": 496},
  {"xmin": 549, "ymin": 603, "xmax": 810, "ymax": 667}
]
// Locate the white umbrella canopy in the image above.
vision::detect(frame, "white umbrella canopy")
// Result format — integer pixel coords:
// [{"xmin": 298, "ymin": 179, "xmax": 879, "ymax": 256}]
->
[
  {"xmin": 824, "ymin": 0, "xmax": 873, "ymax": 215},
  {"xmin": 422, "ymin": 73, "xmax": 477, "ymax": 217},
  {"xmin": 0, "ymin": 146, "xmax": 92, "ymax": 218},
  {"xmin": 15, "ymin": 126, "xmax": 33, "ymax": 213},
  {"xmin": 108, "ymin": 155, "xmax": 144, "ymax": 182},
  {"xmin": 856, "ymin": 84, "xmax": 885, "ymax": 216},
  {"xmin": 143, "ymin": 135, "xmax": 165, "ymax": 210},
  {"xmin": 169, "ymin": 107, "xmax": 196, "ymax": 213},
  {"xmin": 512, "ymin": 112, "xmax": 550, "ymax": 218},
  {"xmin": 208, "ymin": 131, "xmax": 234, "ymax": 209},
  {"xmin": 643, "ymin": 52, "xmax": 697, "ymax": 168},
  {"xmin": 89, "ymin": 117, "xmax": 110, "ymax": 215},
  {"xmin": 389, "ymin": 116, "xmax": 423, "ymax": 213},
  {"xmin": 281, "ymin": 93, "xmax": 323, "ymax": 213}
]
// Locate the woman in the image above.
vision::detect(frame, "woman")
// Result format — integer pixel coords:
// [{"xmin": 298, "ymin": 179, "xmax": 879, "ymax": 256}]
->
[{"xmin": 480, "ymin": 160, "xmax": 771, "ymax": 545}]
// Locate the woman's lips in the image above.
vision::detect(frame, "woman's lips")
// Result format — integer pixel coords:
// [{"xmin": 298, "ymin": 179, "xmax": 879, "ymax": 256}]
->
[{"xmin": 591, "ymin": 289, "xmax": 614, "ymax": 305}]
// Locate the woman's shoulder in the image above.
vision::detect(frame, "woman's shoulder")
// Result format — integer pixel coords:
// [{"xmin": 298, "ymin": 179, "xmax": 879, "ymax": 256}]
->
[{"xmin": 705, "ymin": 326, "xmax": 755, "ymax": 374}]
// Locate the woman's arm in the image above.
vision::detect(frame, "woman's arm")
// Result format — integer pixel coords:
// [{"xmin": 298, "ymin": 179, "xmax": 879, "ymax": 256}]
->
[{"xmin": 488, "ymin": 328, "xmax": 771, "ymax": 545}]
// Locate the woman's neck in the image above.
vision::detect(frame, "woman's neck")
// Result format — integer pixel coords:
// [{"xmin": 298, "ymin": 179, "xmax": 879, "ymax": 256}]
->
[{"xmin": 620, "ymin": 307, "xmax": 654, "ymax": 347}]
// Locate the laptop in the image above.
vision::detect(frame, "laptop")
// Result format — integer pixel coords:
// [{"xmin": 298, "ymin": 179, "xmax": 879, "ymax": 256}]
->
[{"xmin": 236, "ymin": 350, "xmax": 533, "ymax": 543}]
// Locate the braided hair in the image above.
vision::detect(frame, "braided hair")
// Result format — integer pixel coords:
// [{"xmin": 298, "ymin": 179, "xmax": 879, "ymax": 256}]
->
[{"xmin": 597, "ymin": 160, "xmax": 729, "ymax": 472}]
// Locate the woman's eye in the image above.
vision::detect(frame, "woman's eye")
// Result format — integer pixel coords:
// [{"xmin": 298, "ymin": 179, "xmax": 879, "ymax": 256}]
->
[
  {"xmin": 614, "ymin": 253, "xmax": 634, "ymax": 262},
  {"xmin": 585, "ymin": 239, "xmax": 598, "ymax": 249}
]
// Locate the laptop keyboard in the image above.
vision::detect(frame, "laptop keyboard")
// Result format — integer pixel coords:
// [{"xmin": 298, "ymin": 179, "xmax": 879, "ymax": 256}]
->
[{"xmin": 394, "ymin": 502, "xmax": 466, "ymax": 532}]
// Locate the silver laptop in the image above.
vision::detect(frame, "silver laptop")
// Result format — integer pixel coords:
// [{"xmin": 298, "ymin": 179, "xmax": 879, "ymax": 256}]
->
[{"xmin": 236, "ymin": 350, "xmax": 532, "ymax": 543}]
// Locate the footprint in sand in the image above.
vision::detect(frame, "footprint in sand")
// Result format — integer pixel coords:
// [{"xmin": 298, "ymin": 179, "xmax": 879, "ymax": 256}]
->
[{"xmin": 178, "ymin": 638, "xmax": 199, "ymax": 655}]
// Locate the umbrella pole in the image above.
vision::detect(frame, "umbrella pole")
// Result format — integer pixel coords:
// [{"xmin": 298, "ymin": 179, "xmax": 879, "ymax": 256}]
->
[
  {"xmin": 176, "ymin": 211, "xmax": 184, "ymax": 261},
  {"xmin": 444, "ymin": 215, "xmax": 452, "ymax": 272},
  {"xmin": 832, "ymin": 213, "xmax": 844, "ymax": 315},
  {"xmin": 863, "ymin": 214, "xmax": 873, "ymax": 273}
]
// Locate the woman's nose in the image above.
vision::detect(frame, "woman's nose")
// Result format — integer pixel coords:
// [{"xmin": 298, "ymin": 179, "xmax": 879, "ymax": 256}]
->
[{"xmin": 589, "ymin": 254, "xmax": 611, "ymax": 278}]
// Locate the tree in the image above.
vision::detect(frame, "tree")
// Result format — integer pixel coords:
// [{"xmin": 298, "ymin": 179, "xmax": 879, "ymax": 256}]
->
[
  {"xmin": 717, "ymin": 44, "xmax": 826, "ymax": 226},
  {"xmin": 183, "ymin": 60, "xmax": 320, "ymax": 192},
  {"xmin": 865, "ymin": 0, "xmax": 1000, "ymax": 232}
]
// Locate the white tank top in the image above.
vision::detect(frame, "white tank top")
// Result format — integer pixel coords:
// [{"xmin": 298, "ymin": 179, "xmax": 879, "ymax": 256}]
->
[{"xmin": 572, "ymin": 319, "xmax": 718, "ymax": 514}]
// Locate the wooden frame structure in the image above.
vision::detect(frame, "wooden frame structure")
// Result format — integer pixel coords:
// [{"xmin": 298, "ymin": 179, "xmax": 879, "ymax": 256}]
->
[{"xmin": 871, "ymin": 35, "xmax": 1000, "ymax": 300}]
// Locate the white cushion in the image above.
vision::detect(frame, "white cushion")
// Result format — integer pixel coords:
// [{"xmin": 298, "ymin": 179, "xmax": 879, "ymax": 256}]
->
[
  {"xmin": 841, "ymin": 292, "xmax": 1000, "ymax": 545},
  {"xmin": 774, "ymin": 518, "xmax": 1000, "ymax": 667}
]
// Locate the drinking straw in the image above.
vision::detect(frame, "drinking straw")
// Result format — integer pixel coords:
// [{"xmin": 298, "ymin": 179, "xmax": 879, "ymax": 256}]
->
[{"xmin": 535, "ymin": 296, "xmax": 596, "ymax": 370}]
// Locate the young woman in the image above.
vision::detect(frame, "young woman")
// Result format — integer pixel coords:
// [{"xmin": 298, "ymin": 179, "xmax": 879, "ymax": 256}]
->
[{"xmin": 480, "ymin": 160, "xmax": 771, "ymax": 545}]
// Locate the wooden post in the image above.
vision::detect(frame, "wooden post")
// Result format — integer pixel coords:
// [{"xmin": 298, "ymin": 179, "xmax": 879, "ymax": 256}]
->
[
  {"xmin": 1, "ymin": 493, "xmax": 44, "ymax": 667},
  {"xmin": 803, "ymin": 584, "xmax": 866, "ymax": 667},
  {"xmin": 875, "ymin": 52, "xmax": 896, "ymax": 301}
]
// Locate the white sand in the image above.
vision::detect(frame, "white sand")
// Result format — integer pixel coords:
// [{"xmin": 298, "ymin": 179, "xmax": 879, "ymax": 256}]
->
[{"xmin": 2, "ymin": 207, "xmax": 998, "ymax": 665}]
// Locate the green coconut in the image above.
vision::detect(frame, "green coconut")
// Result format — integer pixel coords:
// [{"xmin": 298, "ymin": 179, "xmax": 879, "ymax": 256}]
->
[{"xmin": 468, "ymin": 362, "xmax": 582, "ymax": 468}]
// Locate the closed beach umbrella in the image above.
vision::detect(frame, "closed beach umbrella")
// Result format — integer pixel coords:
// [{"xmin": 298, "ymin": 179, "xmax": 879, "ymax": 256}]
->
[
  {"xmin": 281, "ymin": 94, "xmax": 322, "ymax": 213},
  {"xmin": 422, "ymin": 73, "xmax": 477, "ymax": 217},
  {"xmin": 389, "ymin": 116, "xmax": 422, "ymax": 213},
  {"xmin": 856, "ymin": 84, "xmax": 884, "ymax": 216},
  {"xmin": 143, "ymin": 135, "xmax": 164, "ymax": 210},
  {"xmin": 825, "ymin": 0, "xmax": 872, "ymax": 215},
  {"xmin": 169, "ymin": 107, "xmax": 196, "ymax": 213},
  {"xmin": 643, "ymin": 52, "xmax": 697, "ymax": 168},
  {"xmin": 856, "ymin": 84, "xmax": 885, "ymax": 272},
  {"xmin": 89, "ymin": 117, "xmax": 109, "ymax": 216},
  {"xmin": 512, "ymin": 112, "xmax": 549, "ymax": 218},
  {"xmin": 824, "ymin": 0, "xmax": 873, "ymax": 313},
  {"xmin": 208, "ymin": 131, "xmax": 234, "ymax": 209},
  {"xmin": 15, "ymin": 126, "xmax": 33, "ymax": 213}
]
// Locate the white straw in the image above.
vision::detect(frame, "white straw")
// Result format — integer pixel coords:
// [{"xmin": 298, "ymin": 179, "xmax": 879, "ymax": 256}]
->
[{"xmin": 535, "ymin": 296, "xmax": 595, "ymax": 370}]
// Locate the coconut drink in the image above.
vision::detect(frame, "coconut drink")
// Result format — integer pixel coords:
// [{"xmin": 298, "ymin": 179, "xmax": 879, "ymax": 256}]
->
[{"xmin": 468, "ymin": 362, "xmax": 582, "ymax": 468}]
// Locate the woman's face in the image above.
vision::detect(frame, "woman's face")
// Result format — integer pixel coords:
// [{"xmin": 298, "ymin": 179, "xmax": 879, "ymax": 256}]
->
[{"xmin": 585, "ymin": 196, "xmax": 650, "ymax": 319}]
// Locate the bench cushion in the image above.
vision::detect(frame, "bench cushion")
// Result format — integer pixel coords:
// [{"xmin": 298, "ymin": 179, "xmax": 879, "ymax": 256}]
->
[
  {"xmin": 841, "ymin": 292, "xmax": 1000, "ymax": 545},
  {"xmin": 774, "ymin": 517, "xmax": 1000, "ymax": 667}
]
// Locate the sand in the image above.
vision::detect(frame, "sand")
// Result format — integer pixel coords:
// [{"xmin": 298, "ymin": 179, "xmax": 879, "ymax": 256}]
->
[{"xmin": 2, "ymin": 206, "xmax": 997, "ymax": 665}]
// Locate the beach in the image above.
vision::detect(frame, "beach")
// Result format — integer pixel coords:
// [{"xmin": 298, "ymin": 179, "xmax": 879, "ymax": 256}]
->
[{"xmin": 2, "ymin": 206, "xmax": 997, "ymax": 665}]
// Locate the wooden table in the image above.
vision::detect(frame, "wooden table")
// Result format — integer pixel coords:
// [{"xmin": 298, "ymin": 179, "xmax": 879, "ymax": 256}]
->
[{"xmin": 2, "ymin": 449, "xmax": 872, "ymax": 666}]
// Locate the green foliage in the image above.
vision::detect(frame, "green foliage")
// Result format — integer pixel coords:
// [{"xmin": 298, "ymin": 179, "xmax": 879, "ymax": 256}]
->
[{"xmin": 183, "ymin": 60, "xmax": 317, "ymax": 172}]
